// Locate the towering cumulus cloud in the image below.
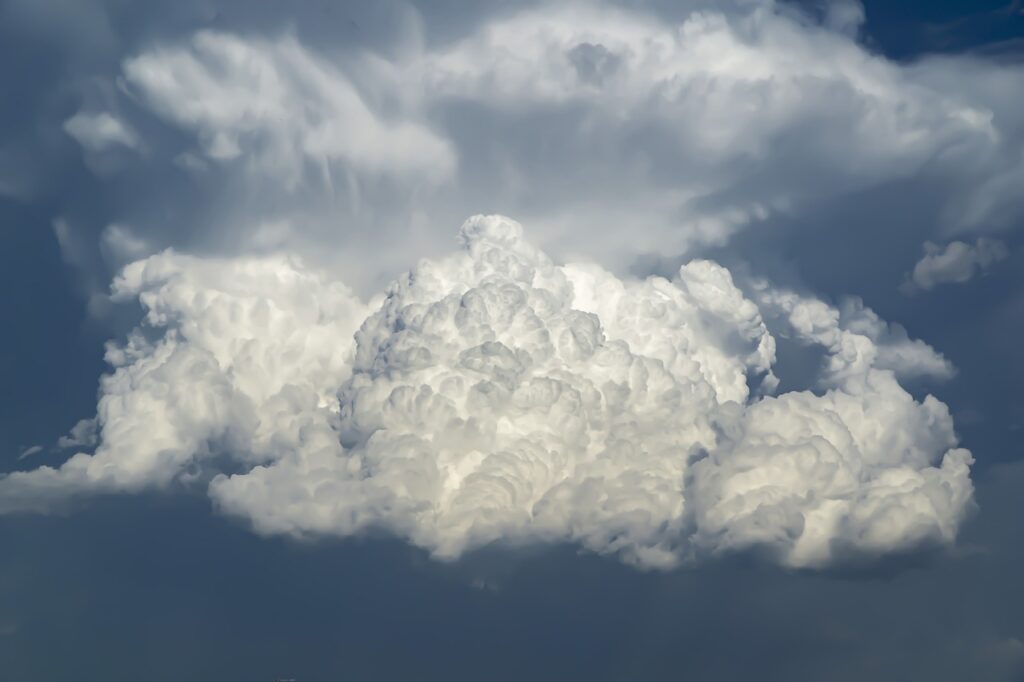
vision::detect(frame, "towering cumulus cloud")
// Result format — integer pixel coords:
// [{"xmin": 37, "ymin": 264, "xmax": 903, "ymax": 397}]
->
[{"xmin": 0, "ymin": 217, "xmax": 973, "ymax": 569}]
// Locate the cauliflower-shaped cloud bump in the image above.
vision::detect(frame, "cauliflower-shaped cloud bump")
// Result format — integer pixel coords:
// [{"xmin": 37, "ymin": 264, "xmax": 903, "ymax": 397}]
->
[
  {"xmin": 0, "ymin": 216, "xmax": 974, "ymax": 570},
  {"xmin": 206, "ymin": 216, "xmax": 972, "ymax": 569}
]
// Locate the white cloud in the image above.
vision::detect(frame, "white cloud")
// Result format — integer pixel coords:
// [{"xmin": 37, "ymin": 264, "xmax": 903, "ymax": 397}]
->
[
  {"xmin": 63, "ymin": 111, "xmax": 139, "ymax": 152},
  {"xmin": 696, "ymin": 282, "xmax": 970, "ymax": 566},
  {"xmin": 0, "ymin": 249, "xmax": 369, "ymax": 512},
  {"xmin": 8, "ymin": 1, "xmax": 1006, "ymax": 574},
  {"xmin": 0, "ymin": 216, "xmax": 974, "ymax": 570},
  {"xmin": 122, "ymin": 31, "xmax": 456, "ymax": 190},
  {"xmin": 399, "ymin": 1, "xmax": 1004, "ymax": 254},
  {"xmin": 48, "ymin": 1, "xmax": 1021, "ymax": 295},
  {"xmin": 903, "ymin": 238, "xmax": 1009, "ymax": 293},
  {"xmin": 837, "ymin": 297, "xmax": 956, "ymax": 380}
]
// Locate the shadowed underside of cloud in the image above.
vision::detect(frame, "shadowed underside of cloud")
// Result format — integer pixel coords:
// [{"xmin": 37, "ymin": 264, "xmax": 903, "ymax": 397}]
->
[{"xmin": 0, "ymin": 216, "xmax": 973, "ymax": 570}]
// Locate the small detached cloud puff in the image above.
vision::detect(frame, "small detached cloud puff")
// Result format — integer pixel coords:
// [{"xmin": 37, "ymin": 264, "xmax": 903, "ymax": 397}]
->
[{"xmin": 902, "ymin": 238, "xmax": 1008, "ymax": 294}]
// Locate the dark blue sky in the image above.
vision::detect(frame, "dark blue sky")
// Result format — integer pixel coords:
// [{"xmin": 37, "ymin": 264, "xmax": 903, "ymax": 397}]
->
[{"xmin": 2, "ymin": 1, "xmax": 1024, "ymax": 680}]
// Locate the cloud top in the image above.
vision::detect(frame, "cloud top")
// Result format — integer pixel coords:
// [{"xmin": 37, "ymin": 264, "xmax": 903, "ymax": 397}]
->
[
  {"xmin": 123, "ymin": 31, "xmax": 456, "ymax": 189},
  {"xmin": 40, "ymin": 0, "xmax": 1024, "ymax": 297}
]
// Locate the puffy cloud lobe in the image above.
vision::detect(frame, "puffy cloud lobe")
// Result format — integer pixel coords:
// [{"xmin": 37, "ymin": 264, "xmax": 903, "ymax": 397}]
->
[
  {"xmin": 0, "ymin": 216, "xmax": 974, "ymax": 570},
  {"xmin": 752, "ymin": 286, "xmax": 955, "ymax": 383},
  {"xmin": 691, "ymin": 284, "xmax": 970, "ymax": 567},
  {"xmin": 690, "ymin": 385, "xmax": 973, "ymax": 567},
  {"xmin": 212, "ymin": 215, "xmax": 777, "ymax": 567},
  {"xmin": 0, "ymin": 251, "xmax": 369, "ymax": 511},
  {"xmin": 837, "ymin": 298, "xmax": 956, "ymax": 380},
  {"xmin": 903, "ymin": 238, "xmax": 1009, "ymax": 293}
]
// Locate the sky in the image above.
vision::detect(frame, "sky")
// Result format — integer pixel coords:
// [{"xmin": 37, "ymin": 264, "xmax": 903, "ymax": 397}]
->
[{"xmin": 1, "ymin": 0, "xmax": 1023, "ymax": 680}]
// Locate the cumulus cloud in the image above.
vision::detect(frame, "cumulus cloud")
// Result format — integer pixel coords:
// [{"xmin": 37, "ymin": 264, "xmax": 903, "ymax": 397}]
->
[
  {"xmin": 902, "ymin": 238, "xmax": 1009, "ymax": 293},
  {"xmin": 837, "ymin": 297, "xmax": 956, "ymax": 380},
  {"xmin": 4, "ymin": 0, "xmax": 1006, "ymax": 576},
  {"xmin": 0, "ymin": 216, "xmax": 974, "ymax": 570},
  {"xmin": 0, "ymin": 249, "xmax": 369, "ymax": 511}
]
